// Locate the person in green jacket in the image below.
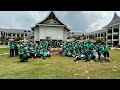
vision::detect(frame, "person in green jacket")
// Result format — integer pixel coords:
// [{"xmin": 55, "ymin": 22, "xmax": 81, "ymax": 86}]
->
[{"xmin": 9, "ymin": 41, "xmax": 14, "ymax": 57}]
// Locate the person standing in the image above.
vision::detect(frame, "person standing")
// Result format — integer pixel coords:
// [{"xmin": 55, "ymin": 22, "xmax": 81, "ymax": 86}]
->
[
  {"xmin": 14, "ymin": 42, "xmax": 19, "ymax": 56},
  {"xmin": 9, "ymin": 42, "xmax": 14, "ymax": 57},
  {"xmin": 103, "ymin": 44, "xmax": 110, "ymax": 62}
]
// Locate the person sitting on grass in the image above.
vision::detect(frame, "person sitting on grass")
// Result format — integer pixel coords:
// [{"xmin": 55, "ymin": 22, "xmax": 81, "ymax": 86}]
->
[
  {"xmin": 35, "ymin": 47, "xmax": 41, "ymax": 58},
  {"xmin": 47, "ymin": 49, "xmax": 51, "ymax": 57},
  {"xmin": 74, "ymin": 49, "xmax": 81, "ymax": 61},
  {"xmin": 66, "ymin": 49, "xmax": 72, "ymax": 57},
  {"xmin": 40, "ymin": 48, "xmax": 44, "ymax": 58},
  {"xmin": 43, "ymin": 49, "xmax": 48, "ymax": 59}
]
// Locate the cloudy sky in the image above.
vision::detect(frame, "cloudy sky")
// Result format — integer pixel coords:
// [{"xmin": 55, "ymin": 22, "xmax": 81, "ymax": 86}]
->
[{"xmin": 0, "ymin": 11, "xmax": 119, "ymax": 33}]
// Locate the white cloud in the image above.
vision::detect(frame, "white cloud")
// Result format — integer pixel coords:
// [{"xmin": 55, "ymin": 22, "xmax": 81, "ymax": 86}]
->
[{"xmin": 0, "ymin": 11, "xmax": 119, "ymax": 33}]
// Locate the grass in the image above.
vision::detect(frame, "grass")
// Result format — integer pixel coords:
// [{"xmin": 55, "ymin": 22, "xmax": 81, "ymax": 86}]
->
[{"xmin": 0, "ymin": 48, "xmax": 120, "ymax": 79}]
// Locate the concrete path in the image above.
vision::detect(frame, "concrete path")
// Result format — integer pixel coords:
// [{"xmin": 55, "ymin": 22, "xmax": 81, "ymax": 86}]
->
[{"xmin": 0, "ymin": 53, "xmax": 9, "ymax": 56}]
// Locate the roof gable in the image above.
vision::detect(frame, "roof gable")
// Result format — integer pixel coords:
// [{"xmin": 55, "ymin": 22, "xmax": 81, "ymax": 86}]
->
[{"xmin": 39, "ymin": 11, "xmax": 65, "ymax": 25}]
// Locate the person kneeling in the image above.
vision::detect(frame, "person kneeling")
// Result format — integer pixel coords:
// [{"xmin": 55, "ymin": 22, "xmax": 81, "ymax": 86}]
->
[{"xmin": 18, "ymin": 50, "xmax": 29, "ymax": 62}]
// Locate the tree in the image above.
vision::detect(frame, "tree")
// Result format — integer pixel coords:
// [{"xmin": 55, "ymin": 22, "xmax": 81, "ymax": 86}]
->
[
  {"xmin": 46, "ymin": 36, "xmax": 52, "ymax": 41},
  {"xmin": 0, "ymin": 34, "xmax": 5, "ymax": 45},
  {"xmin": 95, "ymin": 38, "xmax": 104, "ymax": 44},
  {"xmin": 15, "ymin": 36, "xmax": 23, "ymax": 41}
]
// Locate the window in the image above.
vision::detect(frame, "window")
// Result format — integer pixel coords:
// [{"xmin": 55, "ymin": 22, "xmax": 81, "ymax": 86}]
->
[
  {"xmin": 25, "ymin": 34, "xmax": 27, "ymax": 37},
  {"xmin": 96, "ymin": 34, "xmax": 97, "ymax": 37},
  {"xmin": 113, "ymin": 35, "xmax": 119, "ymax": 39},
  {"xmin": 114, "ymin": 28, "xmax": 119, "ymax": 32},
  {"xmin": 101, "ymin": 33, "xmax": 103, "ymax": 37},
  {"xmin": 108, "ymin": 29, "xmax": 112, "ymax": 33},
  {"xmin": 8, "ymin": 33, "xmax": 11, "ymax": 36},
  {"xmin": 21, "ymin": 34, "xmax": 23, "ymax": 37},
  {"xmin": 17, "ymin": 34, "xmax": 19, "ymax": 36},
  {"xmin": 107, "ymin": 35, "xmax": 112, "ymax": 39},
  {"xmin": 98, "ymin": 34, "xmax": 100, "ymax": 37},
  {"xmin": 13, "ymin": 33, "xmax": 15, "ymax": 37}
]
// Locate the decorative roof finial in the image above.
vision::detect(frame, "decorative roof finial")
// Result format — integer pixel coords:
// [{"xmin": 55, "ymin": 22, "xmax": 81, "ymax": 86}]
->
[{"xmin": 113, "ymin": 11, "xmax": 119, "ymax": 19}]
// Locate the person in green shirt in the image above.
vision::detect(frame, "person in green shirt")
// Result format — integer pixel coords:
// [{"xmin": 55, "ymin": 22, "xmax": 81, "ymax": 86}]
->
[
  {"xmin": 18, "ymin": 49, "xmax": 29, "ymax": 62},
  {"xmin": 9, "ymin": 41, "xmax": 14, "ymax": 57},
  {"xmin": 14, "ymin": 42, "xmax": 19, "ymax": 56},
  {"xmin": 96, "ymin": 43, "xmax": 103, "ymax": 61},
  {"xmin": 35, "ymin": 47, "xmax": 41, "ymax": 58},
  {"xmin": 103, "ymin": 44, "xmax": 110, "ymax": 62},
  {"xmin": 40, "ymin": 48, "xmax": 44, "ymax": 57},
  {"xmin": 43, "ymin": 49, "xmax": 48, "ymax": 59},
  {"xmin": 19, "ymin": 46, "xmax": 24, "ymax": 59}
]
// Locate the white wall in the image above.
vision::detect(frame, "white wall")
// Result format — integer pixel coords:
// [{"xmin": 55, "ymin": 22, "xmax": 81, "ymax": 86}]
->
[
  {"xmin": 34, "ymin": 27, "xmax": 39, "ymax": 42},
  {"xmin": 63, "ymin": 28, "xmax": 68, "ymax": 41},
  {"xmin": 38, "ymin": 26, "xmax": 64, "ymax": 40}
]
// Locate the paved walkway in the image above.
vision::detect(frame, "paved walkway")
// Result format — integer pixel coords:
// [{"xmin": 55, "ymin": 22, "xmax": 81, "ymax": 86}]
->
[{"xmin": 0, "ymin": 53, "xmax": 9, "ymax": 56}]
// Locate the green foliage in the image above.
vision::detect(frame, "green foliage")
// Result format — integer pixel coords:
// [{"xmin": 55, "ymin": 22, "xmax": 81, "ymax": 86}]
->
[
  {"xmin": 46, "ymin": 36, "xmax": 52, "ymax": 41},
  {"xmin": 15, "ymin": 36, "xmax": 23, "ymax": 41},
  {"xmin": 0, "ymin": 35, "xmax": 6, "ymax": 45},
  {"xmin": 95, "ymin": 38, "xmax": 106, "ymax": 44}
]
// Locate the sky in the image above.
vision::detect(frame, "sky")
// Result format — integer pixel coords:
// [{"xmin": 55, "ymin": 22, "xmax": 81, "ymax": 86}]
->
[{"xmin": 0, "ymin": 11, "xmax": 119, "ymax": 33}]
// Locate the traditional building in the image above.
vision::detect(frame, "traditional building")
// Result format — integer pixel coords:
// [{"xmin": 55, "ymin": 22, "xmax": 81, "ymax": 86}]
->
[
  {"xmin": 85, "ymin": 12, "xmax": 120, "ymax": 47},
  {"xmin": 31, "ymin": 11, "xmax": 70, "ymax": 43}
]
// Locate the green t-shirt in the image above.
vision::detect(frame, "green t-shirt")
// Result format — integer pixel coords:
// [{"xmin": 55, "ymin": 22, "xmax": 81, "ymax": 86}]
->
[
  {"xmin": 104, "ymin": 45, "xmax": 109, "ymax": 52},
  {"xmin": 10, "ymin": 43, "xmax": 14, "ymax": 49},
  {"xmin": 14, "ymin": 43, "xmax": 18, "ymax": 49},
  {"xmin": 19, "ymin": 49, "xmax": 23, "ymax": 54}
]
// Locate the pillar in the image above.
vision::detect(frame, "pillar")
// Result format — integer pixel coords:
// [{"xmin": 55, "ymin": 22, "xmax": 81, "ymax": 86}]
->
[
  {"xmin": 100, "ymin": 33, "xmax": 101, "ymax": 39},
  {"xmin": 106, "ymin": 29, "xmax": 107, "ymax": 44},
  {"xmin": 0, "ymin": 31, "xmax": 1, "ymax": 37},
  {"xmin": 97, "ymin": 34, "xmax": 98, "ymax": 39},
  {"xmin": 112, "ymin": 27, "xmax": 114, "ymax": 47},
  {"xmin": 119, "ymin": 25, "xmax": 120, "ymax": 45}
]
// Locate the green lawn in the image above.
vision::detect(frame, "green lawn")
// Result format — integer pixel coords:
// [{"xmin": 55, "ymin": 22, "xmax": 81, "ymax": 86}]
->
[{"xmin": 0, "ymin": 48, "xmax": 120, "ymax": 79}]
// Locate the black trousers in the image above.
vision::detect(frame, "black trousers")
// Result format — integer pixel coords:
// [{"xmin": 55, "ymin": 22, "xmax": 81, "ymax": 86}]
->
[
  {"xmin": 20, "ymin": 57, "xmax": 29, "ymax": 62},
  {"xmin": 98, "ymin": 52, "xmax": 101, "ymax": 61},
  {"xmin": 20, "ymin": 54, "xmax": 23, "ymax": 59},
  {"xmin": 10, "ymin": 49, "xmax": 14, "ymax": 57},
  {"xmin": 15, "ymin": 49, "xmax": 18, "ymax": 56}
]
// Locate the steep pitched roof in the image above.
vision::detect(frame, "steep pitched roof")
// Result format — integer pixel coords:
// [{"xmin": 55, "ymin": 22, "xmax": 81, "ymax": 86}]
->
[
  {"xmin": 104, "ymin": 12, "xmax": 120, "ymax": 28},
  {"xmin": 38, "ymin": 11, "xmax": 65, "ymax": 25},
  {"xmin": 31, "ymin": 11, "xmax": 70, "ymax": 31}
]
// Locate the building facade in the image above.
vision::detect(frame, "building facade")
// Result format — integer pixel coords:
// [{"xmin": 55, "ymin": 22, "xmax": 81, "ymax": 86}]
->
[
  {"xmin": 0, "ymin": 28, "xmax": 33, "ymax": 41},
  {"xmin": 31, "ymin": 11, "xmax": 70, "ymax": 43},
  {"xmin": 84, "ymin": 12, "xmax": 120, "ymax": 47}
]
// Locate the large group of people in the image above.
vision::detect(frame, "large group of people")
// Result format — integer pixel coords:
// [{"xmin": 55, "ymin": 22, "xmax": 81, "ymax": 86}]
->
[{"xmin": 9, "ymin": 40, "xmax": 110, "ymax": 62}]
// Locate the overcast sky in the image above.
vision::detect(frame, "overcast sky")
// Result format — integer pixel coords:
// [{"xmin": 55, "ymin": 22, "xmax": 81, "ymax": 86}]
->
[{"xmin": 0, "ymin": 11, "xmax": 119, "ymax": 33}]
